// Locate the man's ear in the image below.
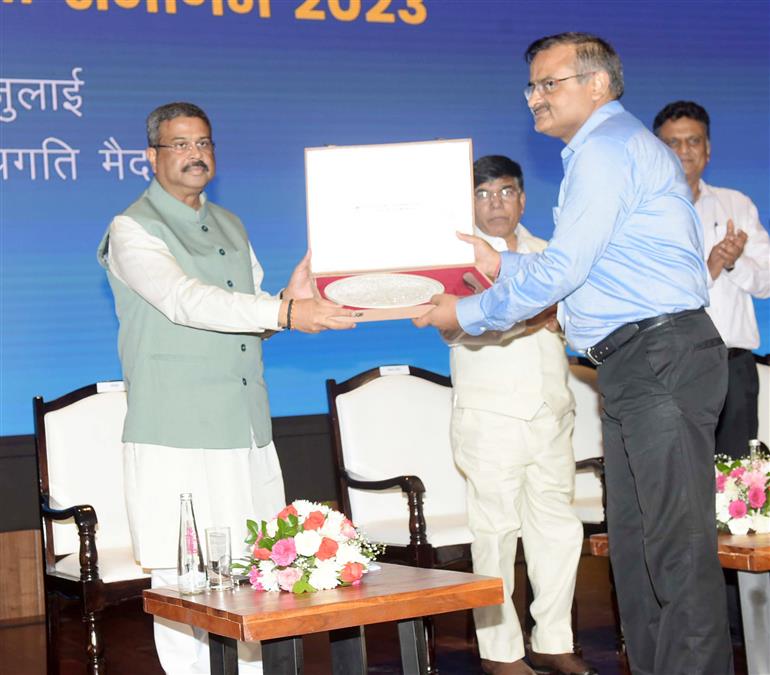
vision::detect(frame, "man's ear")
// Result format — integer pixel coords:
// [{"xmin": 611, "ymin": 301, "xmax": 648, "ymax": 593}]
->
[
  {"xmin": 519, "ymin": 190, "xmax": 526, "ymax": 213},
  {"xmin": 705, "ymin": 138, "xmax": 711, "ymax": 165},
  {"xmin": 147, "ymin": 146, "xmax": 157, "ymax": 174},
  {"xmin": 590, "ymin": 70, "xmax": 611, "ymax": 102}
]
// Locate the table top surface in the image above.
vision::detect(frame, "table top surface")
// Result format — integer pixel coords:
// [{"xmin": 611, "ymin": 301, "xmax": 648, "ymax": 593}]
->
[
  {"xmin": 589, "ymin": 532, "xmax": 770, "ymax": 572},
  {"xmin": 143, "ymin": 562, "xmax": 503, "ymax": 642}
]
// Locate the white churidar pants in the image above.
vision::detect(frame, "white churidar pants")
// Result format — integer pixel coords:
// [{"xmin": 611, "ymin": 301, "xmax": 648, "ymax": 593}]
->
[
  {"xmin": 451, "ymin": 404, "xmax": 583, "ymax": 663},
  {"xmin": 124, "ymin": 438, "xmax": 286, "ymax": 675}
]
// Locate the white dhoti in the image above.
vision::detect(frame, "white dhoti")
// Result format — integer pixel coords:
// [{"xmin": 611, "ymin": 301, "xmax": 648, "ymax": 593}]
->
[
  {"xmin": 124, "ymin": 437, "xmax": 286, "ymax": 674},
  {"xmin": 451, "ymin": 404, "xmax": 583, "ymax": 663}
]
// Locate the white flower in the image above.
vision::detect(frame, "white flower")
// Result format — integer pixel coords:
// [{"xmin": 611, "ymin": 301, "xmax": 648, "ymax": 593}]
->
[
  {"xmin": 320, "ymin": 510, "xmax": 346, "ymax": 540},
  {"xmin": 257, "ymin": 560, "xmax": 279, "ymax": 591},
  {"xmin": 335, "ymin": 542, "xmax": 368, "ymax": 565},
  {"xmin": 715, "ymin": 492, "xmax": 731, "ymax": 524},
  {"xmin": 265, "ymin": 519, "xmax": 279, "ymax": 538},
  {"xmin": 752, "ymin": 514, "xmax": 770, "ymax": 534},
  {"xmin": 723, "ymin": 478, "xmax": 740, "ymax": 500},
  {"xmin": 292, "ymin": 500, "xmax": 318, "ymax": 519},
  {"xmin": 727, "ymin": 516, "xmax": 753, "ymax": 536},
  {"xmin": 309, "ymin": 559, "xmax": 341, "ymax": 590},
  {"xmin": 294, "ymin": 530, "xmax": 322, "ymax": 557}
]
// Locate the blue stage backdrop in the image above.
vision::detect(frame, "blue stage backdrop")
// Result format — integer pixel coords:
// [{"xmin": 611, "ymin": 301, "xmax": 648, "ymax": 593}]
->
[{"xmin": 1, "ymin": 0, "xmax": 768, "ymax": 435}]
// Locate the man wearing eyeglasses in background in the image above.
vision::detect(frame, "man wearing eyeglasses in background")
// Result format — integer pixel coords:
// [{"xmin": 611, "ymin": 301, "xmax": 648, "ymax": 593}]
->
[
  {"xmin": 654, "ymin": 100, "xmax": 770, "ymax": 460},
  {"xmin": 98, "ymin": 101, "xmax": 355, "ymax": 674},
  {"xmin": 416, "ymin": 33, "xmax": 733, "ymax": 674},
  {"xmin": 444, "ymin": 155, "xmax": 594, "ymax": 675}
]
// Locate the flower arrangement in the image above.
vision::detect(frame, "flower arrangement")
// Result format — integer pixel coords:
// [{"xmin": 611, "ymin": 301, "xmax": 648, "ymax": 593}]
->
[
  {"xmin": 715, "ymin": 453, "xmax": 770, "ymax": 535},
  {"xmin": 238, "ymin": 500, "xmax": 385, "ymax": 594}
]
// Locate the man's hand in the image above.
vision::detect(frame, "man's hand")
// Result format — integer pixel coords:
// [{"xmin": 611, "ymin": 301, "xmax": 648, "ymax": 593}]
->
[
  {"xmin": 412, "ymin": 294, "xmax": 460, "ymax": 331},
  {"xmin": 286, "ymin": 297, "xmax": 357, "ymax": 333},
  {"xmin": 284, "ymin": 250, "xmax": 316, "ymax": 299},
  {"xmin": 456, "ymin": 232, "xmax": 501, "ymax": 280},
  {"xmin": 707, "ymin": 219, "xmax": 748, "ymax": 279},
  {"xmin": 521, "ymin": 304, "xmax": 561, "ymax": 336}
]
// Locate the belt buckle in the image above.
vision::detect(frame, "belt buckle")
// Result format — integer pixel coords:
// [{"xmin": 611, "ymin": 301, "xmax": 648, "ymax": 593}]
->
[{"xmin": 585, "ymin": 347, "xmax": 602, "ymax": 366}]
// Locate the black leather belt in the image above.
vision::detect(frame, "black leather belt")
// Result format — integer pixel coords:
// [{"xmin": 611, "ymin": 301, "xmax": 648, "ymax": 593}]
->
[
  {"xmin": 585, "ymin": 308, "xmax": 704, "ymax": 366},
  {"xmin": 727, "ymin": 347, "xmax": 749, "ymax": 359}
]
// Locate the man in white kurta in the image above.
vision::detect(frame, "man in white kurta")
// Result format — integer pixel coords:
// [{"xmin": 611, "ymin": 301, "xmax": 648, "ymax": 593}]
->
[
  {"xmin": 98, "ymin": 102, "xmax": 355, "ymax": 674},
  {"xmin": 654, "ymin": 100, "xmax": 770, "ymax": 458},
  {"xmin": 446, "ymin": 156, "xmax": 593, "ymax": 675}
]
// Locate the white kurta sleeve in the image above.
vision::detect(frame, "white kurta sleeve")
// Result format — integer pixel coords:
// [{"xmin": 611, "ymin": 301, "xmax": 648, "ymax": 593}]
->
[{"xmin": 105, "ymin": 215, "xmax": 282, "ymax": 332}]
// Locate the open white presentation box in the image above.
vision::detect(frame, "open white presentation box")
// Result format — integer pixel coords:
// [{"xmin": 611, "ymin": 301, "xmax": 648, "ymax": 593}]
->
[{"xmin": 305, "ymin": 138, "xmax": 491, "ymax": 322}]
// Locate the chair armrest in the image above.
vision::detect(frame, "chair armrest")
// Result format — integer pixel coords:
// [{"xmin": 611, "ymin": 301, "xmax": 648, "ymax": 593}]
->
[
  {"xmin": 575, "ymin": 457, "xmax": 604, "ymax": 476},
  {"xmin": 40, "ymin": 495, "xmax": 102, "ymax": 584},
  {"xmin": 342, "ymin": 471, "xmax": 429, "ymax": 548},
  {"xmin": 344, "ymin": 471, "xmax": 426, "ymax": 494}
]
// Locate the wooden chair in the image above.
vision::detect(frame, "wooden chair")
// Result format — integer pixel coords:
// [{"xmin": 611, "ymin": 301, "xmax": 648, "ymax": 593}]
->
[
  {"xmin": 326, "ymin": 364, "xmax": 473, "ymax": 572},
  {"xmin": 34, "ymin": 382, "xmax": 150, "ymax": 675},
  {"xmin": 327, "ymin": 365, "xmax": 473, "ymax": 671}
]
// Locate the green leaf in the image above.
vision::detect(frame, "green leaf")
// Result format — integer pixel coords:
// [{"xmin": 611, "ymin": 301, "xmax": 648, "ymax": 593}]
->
[{"xmin": 292, "ymin": 575, "xmax": 316, "ymax": 594}]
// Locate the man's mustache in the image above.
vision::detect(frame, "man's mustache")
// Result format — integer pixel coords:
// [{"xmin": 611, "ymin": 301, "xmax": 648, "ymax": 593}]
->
[
  {"xmin": 182, "ymin": 160, "xmax": 210, "ymax": 172},
  {"xmin": 530, "ymin": 103, "xmax": 549, "ymax": 116}
]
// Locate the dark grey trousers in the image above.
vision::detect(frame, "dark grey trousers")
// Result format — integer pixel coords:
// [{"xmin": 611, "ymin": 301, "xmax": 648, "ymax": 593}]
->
[
  {"xmin": 597, "ymin": 310, "xmax": 733, "ymax": 675},
  {"xmin": 715, "ymin": 348, "xmax": 760, "ymax": 460}
]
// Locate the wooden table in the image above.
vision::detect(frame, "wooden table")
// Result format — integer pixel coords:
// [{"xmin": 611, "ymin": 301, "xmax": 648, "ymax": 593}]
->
[
  {"xmin": 143, "ymin": 562, "xmax": 503, "ymax": 675},
  {"xmin": 590, "ymin": 532, "xmax": 770, "ymax": 675}
]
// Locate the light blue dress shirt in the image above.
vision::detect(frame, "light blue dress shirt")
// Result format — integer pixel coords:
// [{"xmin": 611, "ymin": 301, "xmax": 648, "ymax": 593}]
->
[{"xmin": 457, "ymin": 101, "xmax": 709, "ymax": 351}]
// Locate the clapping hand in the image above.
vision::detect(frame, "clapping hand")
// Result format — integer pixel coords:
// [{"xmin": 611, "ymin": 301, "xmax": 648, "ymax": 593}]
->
[{"xmin": 707, "ymin": 219, "xmax": 747, "ymax": 279}]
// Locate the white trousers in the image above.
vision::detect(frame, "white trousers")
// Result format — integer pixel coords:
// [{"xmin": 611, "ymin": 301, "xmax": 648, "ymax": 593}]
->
[
  {"xmin": 125, "ymin": 439, "xmax": 286, "ymax": 674},
  {"xmin": 451, "ymin": 404, "xmax": 583, "ymax": 662}
]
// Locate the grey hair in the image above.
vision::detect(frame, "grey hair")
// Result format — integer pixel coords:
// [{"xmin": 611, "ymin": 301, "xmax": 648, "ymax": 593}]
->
[
  {"xmin": 146, "ymin": 102, "xmax": 212, "ymax": 146},
  {"xmin": 525, "ymin": 32, "xmax": 624, "ymax": 100}
]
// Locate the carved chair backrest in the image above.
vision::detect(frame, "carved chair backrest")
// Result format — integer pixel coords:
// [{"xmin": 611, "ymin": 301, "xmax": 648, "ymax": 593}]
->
[
  {"xmin": 328, "ymin": 366, "xmax": 466, "ymax": 531},
  {"xmin": 34, "ymin": 383, "xmax": 131, "ymax": 564}
]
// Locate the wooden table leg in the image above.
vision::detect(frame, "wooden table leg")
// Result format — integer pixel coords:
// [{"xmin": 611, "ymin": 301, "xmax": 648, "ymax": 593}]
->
[
  {"xmin": 330, "ymin": 626, "xmax": 367, "ymax": 674},
  {"xmin": 737, "ymin": 571, "xmax": 770, "ymax": 675},
  {"xmin": 398, "ymin": 618, "xmax": 428, "ymax": 675},
  {"xmin": 209, "ymin": 633, "xmax": 239, "ymax": 675},
  {"xmin": 262, "ymin": 635, "xmax": 304, "ymax": 674}
]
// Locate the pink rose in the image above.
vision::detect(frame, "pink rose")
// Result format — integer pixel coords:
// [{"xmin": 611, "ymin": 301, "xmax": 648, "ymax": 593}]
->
[
  {"xmin": 341, "ymin": 518, "xmax": 357, "ymax": 540},
  {"xmin": 728, "ymin": 499, "xmax": 748, "ymax": 519},
  {"xmin": 316, "ymin": 537, "xmax": 339, "ymax": 561},
  {"xmin": 748, "ymin": 486, "xmax": 767, "ymax": 510},
  {"xmin": 277, "ymin": 567, "xmax": 303, "ymax": 592},
  {"xmin": 303, "ymin": 511, "xmax": 326, "ymax": 531},
  {"xmin": 742, "ymin": 470, "xmax": 767, "ymax": 491},
  {"xmin": 716, "ymin": 474, "xmax": 727, "ymax": 493},
  {"xmin": 730, "ymin": 467, "xmax": 746, "ymax": 480},
  {"xmin": 276, "ymin": 504, "xmax": 298, "ymax": 520},
  {"xmin": 248, "ymin": 565, "xmax": 264, "ymax": 591},
  {"xmin": 340, "ymin": 562, "xmax": 364, "ymax": 583},
  {"xmin": 270, "ymin": 538, "xmax": 297, "ymax": 567}
]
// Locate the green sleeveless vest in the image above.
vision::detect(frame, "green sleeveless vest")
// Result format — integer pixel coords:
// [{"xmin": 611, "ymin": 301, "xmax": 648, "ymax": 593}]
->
[{"xmin": 97, "ymin": 179, "xmax": 272, "ymax": 449}]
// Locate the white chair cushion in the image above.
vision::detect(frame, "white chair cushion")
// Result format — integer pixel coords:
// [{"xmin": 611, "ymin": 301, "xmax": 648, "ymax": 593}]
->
[
  {"xmin": 757, "ymin": 360, "xmax": 769, "ymax": 446},
  {"xmin": 568, "ymin": 364, "xmax": 606, "ymax": 524},
  {"xmin": 54, "ymin": 546, "xmax": 150, "ymax": 583},
  {"xmin": 44, "ymin": 387, "xmax": 134, "ymax": 557},
  {"xmin": 360, "ymin": 514, "xmax": 473, "ymax": 548},
  {"xmin": 336, "ymin": 373, "xmax": 469, "ymax": 547}
]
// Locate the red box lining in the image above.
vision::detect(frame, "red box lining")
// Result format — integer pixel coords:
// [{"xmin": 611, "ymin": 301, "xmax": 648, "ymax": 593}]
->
[{"xmin": 315, "ymin": 266, "xmax": 491, "ymax": 309}]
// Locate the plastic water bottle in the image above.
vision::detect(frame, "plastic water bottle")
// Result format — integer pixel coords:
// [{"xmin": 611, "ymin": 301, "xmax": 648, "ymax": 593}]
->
[
  {"xmin": 177, "ymin": 493, "xmax": 206, "ymax": 594},
  {"xmin": 748, "ymin": 439, "xmax": 760, "ymax": 461}
]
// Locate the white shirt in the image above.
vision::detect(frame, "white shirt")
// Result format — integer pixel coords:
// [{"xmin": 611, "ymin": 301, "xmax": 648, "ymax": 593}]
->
[
  {"xmin": 105, "ymin": 214, "xmax": 283, "ymax": 334},
  {"xmin": 696, "ymin": 181, "xmax": 770, "ymax": 349}
]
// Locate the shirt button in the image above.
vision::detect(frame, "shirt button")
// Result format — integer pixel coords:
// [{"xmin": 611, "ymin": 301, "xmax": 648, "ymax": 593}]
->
[
  {"xmin": 226, "ymin": 280, "xmax": 234, "ymax": 288},
  {"xmin": 201, "ymin": 225, "xmax": 209, "ymax": 232},
  {"xmin": 241, "ymin": 344, "xmax": 246, "ymax": 352},
  {"xmin": 219, "ymin": 248, "xmax": 226, "ymax": 255},
  {"xmin": 242, "ymin": 378, "xmax": 247, "ymax": 385}
]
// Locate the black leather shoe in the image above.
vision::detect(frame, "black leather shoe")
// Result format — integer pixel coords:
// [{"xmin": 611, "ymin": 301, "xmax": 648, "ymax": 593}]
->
[{"xmin": 526, "ymin": 650, "xmax": 598, "ymax": 675}]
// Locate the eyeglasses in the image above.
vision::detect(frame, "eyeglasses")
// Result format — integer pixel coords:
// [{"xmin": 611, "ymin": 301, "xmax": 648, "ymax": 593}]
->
[
  {"xmin": 523, "ymin": 72, "xmax": 595, "ymax": 101},
  {"xmin": 661, "ymin": 136, "xmax": 705, "ymax": 150},
  {"xmin": 151, "ymin": 139, "xmax": 215, "ymax": 154},
  {"xmin": 474, "ymin": 187, "xmax": 520, "ymax": 202}
]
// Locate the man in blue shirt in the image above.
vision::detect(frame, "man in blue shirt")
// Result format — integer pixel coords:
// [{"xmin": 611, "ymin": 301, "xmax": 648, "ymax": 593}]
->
[{"xmin": 416, "ymin": 33, "xmax": 732, "ymax": 674}]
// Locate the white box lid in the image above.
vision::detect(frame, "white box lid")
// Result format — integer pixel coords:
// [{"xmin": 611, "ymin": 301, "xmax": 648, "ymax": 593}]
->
[{"xmin": 306, "ymin": 139, "xmax": 474, "ymax": 275}]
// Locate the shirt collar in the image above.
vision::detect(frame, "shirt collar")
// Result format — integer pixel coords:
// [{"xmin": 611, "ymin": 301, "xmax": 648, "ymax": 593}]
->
[
  {"xmin": 473, "ymin": 223, "xmax": 524, "ymax": 253},
  {"xmin": 147, "ymin": 178, "xmax": 209, "ymax": 220},
  {"xmin": 560, "ymin": 100, "xmax": 625, "ymax": 165},
  {"xmin": 696, "ymin": 179, "xmax": 715, "ymax": 203}
]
